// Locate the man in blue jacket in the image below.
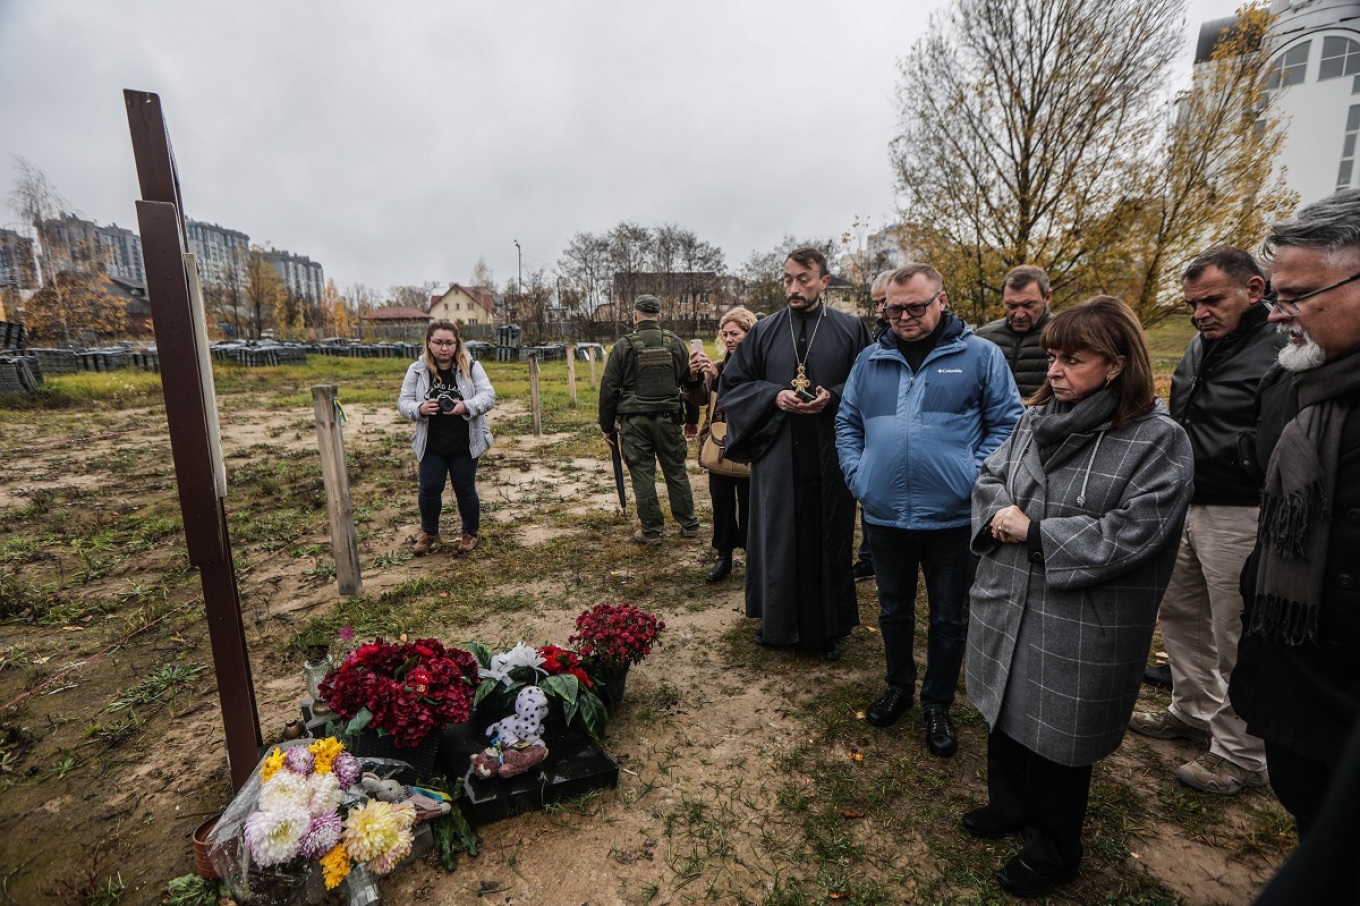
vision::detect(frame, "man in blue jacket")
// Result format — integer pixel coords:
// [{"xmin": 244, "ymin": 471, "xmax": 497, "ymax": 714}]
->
[{"xmin": 836, "ymin": 263, "xmax": 1023, "ymax": 757}]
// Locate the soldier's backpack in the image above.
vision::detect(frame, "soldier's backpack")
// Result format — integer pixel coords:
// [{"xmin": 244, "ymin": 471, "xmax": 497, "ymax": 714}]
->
[{"xmin": 626, "ymin": 330, "xmax": 681, "ymax": 407}]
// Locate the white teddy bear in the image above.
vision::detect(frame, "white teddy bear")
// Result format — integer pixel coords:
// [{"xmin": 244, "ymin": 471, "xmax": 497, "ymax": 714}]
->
[{"xmin": 485, "ymin": 686, "xmax": 550, "ymax": 747}]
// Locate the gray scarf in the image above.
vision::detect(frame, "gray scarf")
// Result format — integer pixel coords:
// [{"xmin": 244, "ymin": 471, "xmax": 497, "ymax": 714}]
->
[{"xmin": 1250, "ymin": 351, "xmax": 1360, "ymax": 644}]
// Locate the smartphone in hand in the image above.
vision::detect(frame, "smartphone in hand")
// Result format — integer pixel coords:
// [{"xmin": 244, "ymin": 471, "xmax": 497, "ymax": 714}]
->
[{"xmin": 690, "ymin": 339, "xmax": 704, "ymax": 356}]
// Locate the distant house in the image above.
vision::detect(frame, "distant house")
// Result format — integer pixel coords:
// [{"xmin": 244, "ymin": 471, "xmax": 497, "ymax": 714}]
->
[
  {"xmin": 822, "ymin": 275, "xmax": 863, "ymax": 317},
  {"xmin": 361, "ymin": 306, "xmax": 430, "ymax": 340},
  {"xmin": 108, "ymin": 275, "xmax": 153, "ymax": 339},
  {"xmin": 429, "ymin": 284, "xmax": 496, "ymax": 326}
]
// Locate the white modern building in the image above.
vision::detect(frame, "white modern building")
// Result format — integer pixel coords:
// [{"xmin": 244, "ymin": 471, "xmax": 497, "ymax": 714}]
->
[
  {"xmin": 1201, "ymin": 0, "xmax": 1360, "ymax": 205},
  {"xmin": 97, "ymin": 223, "xmax": 145, "ymax": 284},
  {"xmin": 185, "ymin": 219, "xmax": 250, "ymax": 288},
  {"xmin": 265, "ymin": 249, "xmax": 325, "ymax": 301}
]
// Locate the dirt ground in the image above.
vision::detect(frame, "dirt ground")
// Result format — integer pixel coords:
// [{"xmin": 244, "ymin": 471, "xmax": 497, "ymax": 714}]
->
[{"xmin": 0, "ymin": 393, "xmax": 1290, "ymax": 906}]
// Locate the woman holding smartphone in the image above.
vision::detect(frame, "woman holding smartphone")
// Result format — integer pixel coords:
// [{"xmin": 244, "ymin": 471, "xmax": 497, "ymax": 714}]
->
[{"xmin": 686, "ymin": 307, "xmax": 758, "ymax": 582}]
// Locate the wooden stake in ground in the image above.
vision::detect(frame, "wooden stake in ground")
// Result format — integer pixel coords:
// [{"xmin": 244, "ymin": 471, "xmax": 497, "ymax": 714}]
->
[
  {"xmin": 567, "ymin": 344, "xmax": 578, "ymax": 407},
  {"xmin": 126, "ymin": 88, "xmax": 261, "ymax": 791},
  {"xmin": 529, "ymin": 352, "xmax": 543, "ymax": 436},
  {"xmin": 311, "ymin": 385, "xmax": 362, "ymax": 595},
  {"xmin": 588, "ymin": 346, "xmax": 598, "ymax": 389}
]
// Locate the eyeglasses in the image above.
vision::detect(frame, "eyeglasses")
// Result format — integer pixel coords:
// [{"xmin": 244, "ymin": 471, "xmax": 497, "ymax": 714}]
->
[
  {"xmin": 1271, "ymin": 271, "xmax": 1360, "ymax": 315},
  {"xmin": 429, "ymin": 339, "xmax": 457, "ymax": 347},
  {"xmin": 885, "ymin": 292, "xmax": 942, "ymax": 320}
]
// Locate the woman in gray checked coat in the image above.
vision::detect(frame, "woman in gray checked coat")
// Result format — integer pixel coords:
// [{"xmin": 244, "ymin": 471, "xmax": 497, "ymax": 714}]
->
[{"xmin": 962, "ymin": 296, "xmax": 1193, "ymax": 898}]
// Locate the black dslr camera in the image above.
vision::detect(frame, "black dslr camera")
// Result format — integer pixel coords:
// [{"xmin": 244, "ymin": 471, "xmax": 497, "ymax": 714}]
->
[{"xmin": 436, "ymin": 392, "xmax": 458, "ymax": 413}]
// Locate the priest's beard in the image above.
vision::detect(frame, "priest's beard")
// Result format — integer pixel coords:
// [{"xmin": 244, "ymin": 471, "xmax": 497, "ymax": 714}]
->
[{"xmin": 1277, "ymin": 326, "xmax": 1326, "ymax": 372}]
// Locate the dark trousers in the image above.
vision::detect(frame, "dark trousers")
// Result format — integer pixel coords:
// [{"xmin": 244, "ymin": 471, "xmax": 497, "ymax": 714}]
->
[
  {"xmin": 708, "ymin": 472, "xmax": 749, "ymax": 553},
  {"xmin": 866, "ymin": 523, "xmax": 971, "ymax": 708},
  {"xmin": 1265, "ymin": 739, "xmax": 1335, "ymax": 839},
  {"xmin": 418, "ymin": 452, "xmax": 480, "ymax": 536},
  {"xmin": 857, "ymin": 506, "xmax": 872, "ymax": 563},
  {"xmin": 987, "ymin": 729, "xmax": 1091, "ymax": 872}
]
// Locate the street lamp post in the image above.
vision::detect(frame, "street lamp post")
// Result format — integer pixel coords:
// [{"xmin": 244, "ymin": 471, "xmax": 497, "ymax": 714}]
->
[{"xmin": 514, "ymin": 240, "xmax": 522, "ymax": 324}]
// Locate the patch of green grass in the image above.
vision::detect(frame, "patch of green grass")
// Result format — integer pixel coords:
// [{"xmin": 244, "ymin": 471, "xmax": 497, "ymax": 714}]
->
[{"xmin": 107, "ymin": 661, "xmax": 206, "ymax": 712}]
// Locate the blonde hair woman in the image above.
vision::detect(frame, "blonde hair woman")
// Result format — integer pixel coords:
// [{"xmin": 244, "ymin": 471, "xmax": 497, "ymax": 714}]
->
[
  {"xmin": 685, "ymin": 307, "xmax": 759, "ymax": 581},
  {"xmin": 397, "ymin": 320, "xmax": 496, "ymax": 554}
]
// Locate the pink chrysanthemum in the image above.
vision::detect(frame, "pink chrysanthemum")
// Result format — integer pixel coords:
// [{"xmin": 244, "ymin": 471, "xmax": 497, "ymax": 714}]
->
[
  {"xmin": 297, "ymin": 811, "xmax": 343, "ymax": 860},
  {"xmin": 285, "ymin": 745, "xmax": 315, "ymax": 775},
  {"xmin": 332, "ymin": 752, "xmax": 361, "ymax": 789}
]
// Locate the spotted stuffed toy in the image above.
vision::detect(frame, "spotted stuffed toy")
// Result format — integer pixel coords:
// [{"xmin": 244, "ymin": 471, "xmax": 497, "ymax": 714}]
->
[{"xmin": 486, "ymin": 686, "xmax": 550, "ymax": 746}]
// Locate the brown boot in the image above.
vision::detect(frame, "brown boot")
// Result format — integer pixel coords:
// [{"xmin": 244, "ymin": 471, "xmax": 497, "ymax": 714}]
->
[
  {"xmin": 412, "ymin": 531, "xmax": 440, "ymax": 555},
  {"xmin": 458, "ymin": 533, "xmax": 479, "ymax": 553}
]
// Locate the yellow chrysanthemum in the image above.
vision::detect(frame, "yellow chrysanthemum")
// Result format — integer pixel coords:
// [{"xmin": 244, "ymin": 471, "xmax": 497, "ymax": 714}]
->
[
  {"xmin": 342, "ymin": 800, "xmax": 416, "ymax": 863},
  {"xmin": 309, "ymin": 736, "xmax": 345, "ymax": 774},
  {"xmin": 320, "ymin": 843, "xmax": 351, "ymax": 889},
  {"xmin": 260, "ymin": 747, "xmax": 286, "ymax": 783}
]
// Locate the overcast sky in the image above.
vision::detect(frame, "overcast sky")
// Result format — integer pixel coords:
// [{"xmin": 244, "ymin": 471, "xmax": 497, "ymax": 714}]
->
[{"xmin": 0, "ymin": 0, "xmax": 1244, "ymax": 295}]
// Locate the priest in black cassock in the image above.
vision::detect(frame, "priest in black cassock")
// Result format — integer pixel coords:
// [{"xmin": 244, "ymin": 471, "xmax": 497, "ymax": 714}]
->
[{"xmin": 718, "ymin": 247, "xmax": 872, "ymax": 660}]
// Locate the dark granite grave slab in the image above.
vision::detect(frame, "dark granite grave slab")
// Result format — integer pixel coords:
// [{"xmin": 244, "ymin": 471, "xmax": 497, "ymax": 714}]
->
[{"xmin": 436, "ymin": 721, "xmax": 619, "ymax": 826}]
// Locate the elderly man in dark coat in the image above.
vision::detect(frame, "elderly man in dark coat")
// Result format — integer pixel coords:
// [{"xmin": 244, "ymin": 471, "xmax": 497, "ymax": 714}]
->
[{"xmin": 719, "ymin": 247, "xmax": 871, "ymax": 660}]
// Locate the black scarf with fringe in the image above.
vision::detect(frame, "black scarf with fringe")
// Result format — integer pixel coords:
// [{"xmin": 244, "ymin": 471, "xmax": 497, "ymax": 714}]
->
[{"xmin": 1250, "ymin": 352, "xmax": 1360, "ymax": 644}]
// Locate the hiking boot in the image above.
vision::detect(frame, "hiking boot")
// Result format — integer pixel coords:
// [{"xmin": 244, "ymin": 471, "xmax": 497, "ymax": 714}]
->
[
  {"xmin": 412, "ymin": 532, "xmax": 440, "ymax": 555},
  {"xmin": 1128, "ymin": 709, "xmax": 1209, "ymax": 744},
  {"xmin": 852, "ymin": 559, "xmax": 875, "ymax": 582},
  {"xmin": 680, "ymin": 525, "xmax": 700, "ymax": 539},
  {"xmin": 633, "ymin": 530, "xmax": 662, "ymax": 547},
  {"xmin": 458, "ymin": 533, "xmax": 479, "ymax": 553},
  {"xmin": 924, "ymin": 706, "xmax": 958, "ymax": 758},
  {"xmin": 1175, "ymin": 753, "xmax": 1269, "ymax": 795}
]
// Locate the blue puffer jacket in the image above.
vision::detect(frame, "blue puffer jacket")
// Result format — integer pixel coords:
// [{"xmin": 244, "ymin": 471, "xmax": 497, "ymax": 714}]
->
[{"xmin": 835, "ymin": 315, "xmax": 1023, "ymax": 530}]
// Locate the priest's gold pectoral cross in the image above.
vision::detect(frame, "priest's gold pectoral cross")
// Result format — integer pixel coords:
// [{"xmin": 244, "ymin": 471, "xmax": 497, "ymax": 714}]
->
[{"xmin": 791, "ymin": 366, "xmax": 811, "ymax": 395}]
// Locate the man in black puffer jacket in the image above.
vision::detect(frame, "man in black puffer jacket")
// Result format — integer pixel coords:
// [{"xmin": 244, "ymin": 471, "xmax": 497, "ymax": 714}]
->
[
  {"xmin": 1129, "ymin": 246, "xmax": 1284, "ymax": 796},
  {"xmin": 975, "ymin": 265, "xmax": 1052, "ymax": 398}
]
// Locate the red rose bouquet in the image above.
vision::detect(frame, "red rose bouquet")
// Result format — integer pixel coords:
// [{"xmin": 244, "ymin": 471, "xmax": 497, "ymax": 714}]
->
[
  {"xmin": 569, "ymin": 603, "xmax": 666, "ymax": 672},
  {"xmin": 319, "ymin": 637, "xmax": 479, "ymax": 749}
]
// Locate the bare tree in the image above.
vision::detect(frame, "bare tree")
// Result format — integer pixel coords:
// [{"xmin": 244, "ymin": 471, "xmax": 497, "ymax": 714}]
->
[
  {"xmin": 389, "ymin": 282, "xmax": 439, "ymax": 312},
  {"xmin": 244, "ymin": 247, "xmax": 284, "ymax": 338},
  {"xmin": 892, "ymin": 0, "xmax": 1184, "ymax": 323},
  {"xmin": 470, "ymin": 256, "xmax": 497, "ymax": 292},
  {"xmin": 7, "ymin": 158, "xmax": 75, "ymax": 341}
]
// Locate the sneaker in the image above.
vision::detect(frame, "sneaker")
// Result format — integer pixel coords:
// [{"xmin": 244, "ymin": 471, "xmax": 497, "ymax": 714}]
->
[
  {"xmin": 1175, "ymin": 753, "xmax": 1269, "ymax": 795},
  {"xmin": 852, "ymin": 559, "xmax": 875, "ymax": 582},
  {"xmin": 412, "ymin": 532, "xmax": 440, "ymax": 555},
  {"xmin": 924, "ymin": 706, "xmax": 958, "ymax": 758},
  {"xmin": 633, "ymin": 530, "xmax": 663, "ymax": 547},
  {"xmin": 458, "ymin": 533, "xmax": 479, "ymax": 553},
  {"xmin": 865, "ymin": 687, "xmax": 912, "ymax": 727},
  {"xmin": 1128, "ymin": 709, "xmax": 1209, "ymax": 744},
  {"xmin": 680, "ymin": 526, "xmax": 700, "ymax": 539}
]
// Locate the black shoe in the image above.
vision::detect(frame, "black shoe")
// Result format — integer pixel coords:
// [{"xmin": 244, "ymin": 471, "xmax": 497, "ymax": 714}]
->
[
  {"xmin": 996, "ymin": 855, "xmax": 1079, "ymax": 898},
  {"xmin": 961, "ymin": 806, "xmax": 1022, "ymax": 840},
  {"xmin": 822, "ymin": 637, "xmax": 844, "ymax": 661},
  {"xmin": 924, "ymin": 707, "xmax": 958, "ymax": 758},
  {"xmin": 852, "ymin": 559, "xmax": 875, "ymax": 582},
  {"xmin": 1143, "ymin": 663, "xmax": 1173, "ymax": 690},
  {"xmin": 706, "ymin": 554, "xmax": 733, "ymax": 583},
  {"xmin": 865, "ymin": 688, "xmax": 912, "ymax": 727}
]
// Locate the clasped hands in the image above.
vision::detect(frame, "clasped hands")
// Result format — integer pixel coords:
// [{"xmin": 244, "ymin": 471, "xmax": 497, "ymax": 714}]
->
[
  {"xmin": 990, "ymin": 505, "xmax": 1031, "ymax": 544},
  {"xmin": 775, "ymin": 387, "xmax": 831, "ymax": 414}
]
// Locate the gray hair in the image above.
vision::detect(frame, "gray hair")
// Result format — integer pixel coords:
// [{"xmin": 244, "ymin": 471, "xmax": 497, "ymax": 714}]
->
[
  {"xmin": 888, "ymin": 263, "xmax": 944, "ymax": 294},
  {"xmin": 1002, "ymin": 264, "xmax": 1050, "ymax": 297},
  {"xmin": 1182, "ymin": 246, "xmax": 1264, "ymax": 284},
  {"xmin": 1263, "ymin": 188, "xmax": 1360, "ymax": 262},
  {"xmin": 870, "ymin": 270, "xmax": 894, "ymax": 296}
]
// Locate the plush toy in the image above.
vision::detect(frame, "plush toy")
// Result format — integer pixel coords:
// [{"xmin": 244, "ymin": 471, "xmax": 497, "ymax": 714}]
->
[
  {"xmin": 360, "ymin": 773, "xmax": 405, "ymax": 802},
  {"xmin": 471, "ymin": 687, "xmax": 551, "ymax": 779},
  {"xmin": 485, "ymin": 686, "xmax": 550, "ymax": 747}
]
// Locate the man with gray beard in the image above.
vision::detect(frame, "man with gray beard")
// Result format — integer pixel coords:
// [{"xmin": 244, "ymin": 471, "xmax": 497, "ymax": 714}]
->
[{"xmin": 1230, "ymin": 188, "xmax": 1360, "ymax": 841}]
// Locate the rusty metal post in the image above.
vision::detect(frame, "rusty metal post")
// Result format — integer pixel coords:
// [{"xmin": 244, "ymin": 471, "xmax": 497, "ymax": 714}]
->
[{"xmin": 126, "ymin": 89, "xmax": 261, "ymax": 790}]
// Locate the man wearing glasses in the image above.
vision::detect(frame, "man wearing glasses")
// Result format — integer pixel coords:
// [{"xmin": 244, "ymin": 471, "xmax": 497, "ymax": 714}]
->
[
  {"xmin": 1230, "ymin": 189, "xmax": 1360, "ymax": 840},
  {"xmin": 975, "ymin": 265, "xmax": 1054, "ymax": 398},
  {"xmin": 835, "ymin": 264, "xmax": 1022, "ymax": 757},
  {"xmin": 1128, "ymin": 247, "xmax": 1283, "ymax": 796}
]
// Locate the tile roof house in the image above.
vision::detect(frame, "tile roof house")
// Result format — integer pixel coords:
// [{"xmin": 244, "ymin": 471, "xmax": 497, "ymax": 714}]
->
[{"xmin": 429, "ymin": 284, "xmax": 496, "ymax": 326}]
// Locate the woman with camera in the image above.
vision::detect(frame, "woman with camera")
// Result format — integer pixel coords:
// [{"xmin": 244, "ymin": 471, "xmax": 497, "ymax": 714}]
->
[
  {"xmin": 398, "ymin": 319, "xmax": 496, "ymax": 555},
  {"xmin": 685, "ymin": 306, "xmax": 758, "ymax": 582}
]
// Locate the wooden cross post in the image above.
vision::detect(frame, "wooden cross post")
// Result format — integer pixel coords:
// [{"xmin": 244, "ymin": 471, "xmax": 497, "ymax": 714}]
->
[
  {"xmin": 125, "ymin": 89, "xmax": 262, "ymax": 790},
  {"xmin": 311, "ymin": 385, "xmax": 362, "ymax": 595}
]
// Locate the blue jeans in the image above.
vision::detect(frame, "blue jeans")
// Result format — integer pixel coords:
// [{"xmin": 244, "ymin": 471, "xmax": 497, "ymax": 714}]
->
[
  {"xmin": 418, "ymin": 453, "xmax": 480, "ymax": 537},
  {"xmin": 866, "ymin": 523, "xmax": 972, "ymax": 708}
]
